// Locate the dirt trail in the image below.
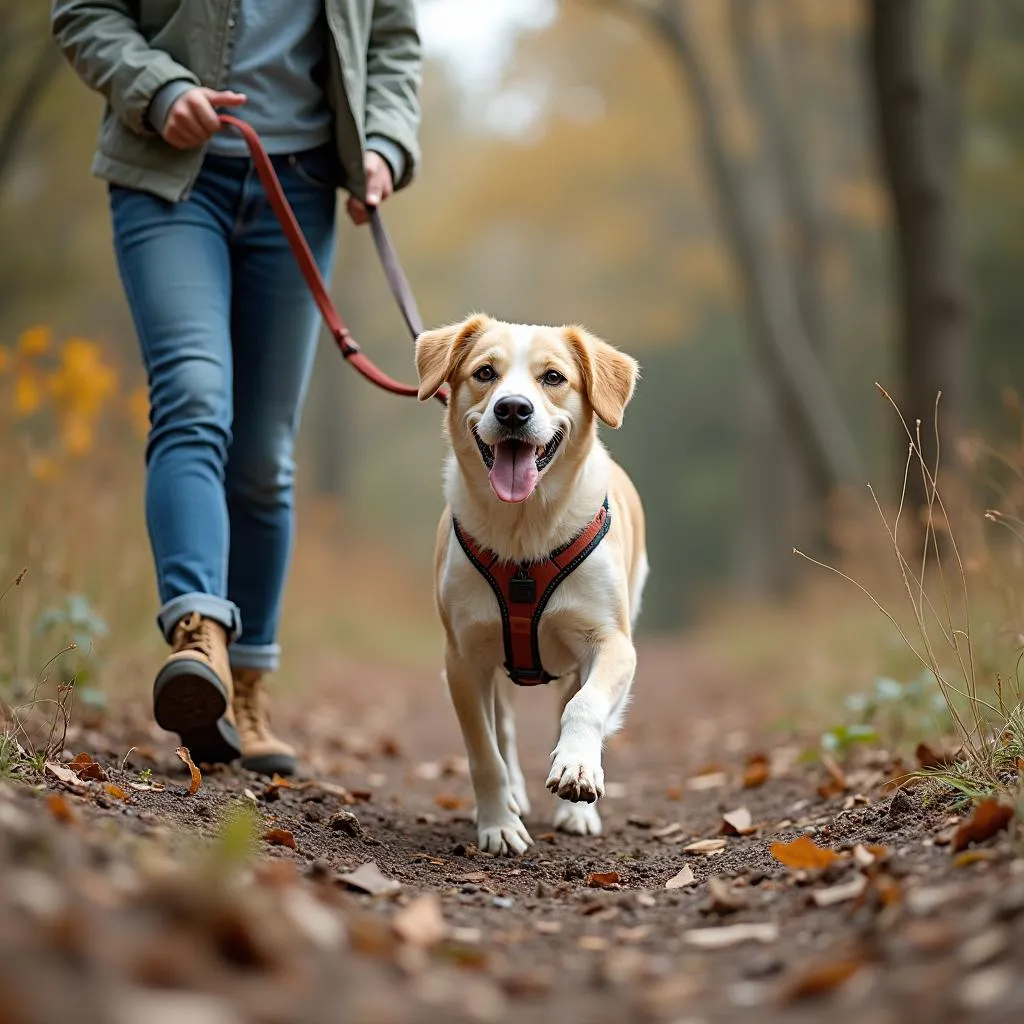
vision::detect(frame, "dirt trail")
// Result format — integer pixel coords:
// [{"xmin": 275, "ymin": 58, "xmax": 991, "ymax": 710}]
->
[{"xmin": 2, "ymin": 636, "xmax": 1022, "ymax": 1024}]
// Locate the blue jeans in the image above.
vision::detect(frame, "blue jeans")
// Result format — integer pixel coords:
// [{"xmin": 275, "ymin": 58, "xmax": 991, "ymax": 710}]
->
[{"xmin": 110, "ymin": 144, "xmax": 338, "ymax": 672}]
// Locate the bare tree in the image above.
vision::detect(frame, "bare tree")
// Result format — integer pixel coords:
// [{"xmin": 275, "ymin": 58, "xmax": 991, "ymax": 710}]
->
[{"xmin": 868, "ymin": 0, "xmax": 979, "ymax": 525}]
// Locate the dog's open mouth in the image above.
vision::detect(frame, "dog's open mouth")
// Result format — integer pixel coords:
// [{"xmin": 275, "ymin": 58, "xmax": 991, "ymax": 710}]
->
[{"xmin": 474, "ymin": 430, "xmax": 564, "ymax": 504}]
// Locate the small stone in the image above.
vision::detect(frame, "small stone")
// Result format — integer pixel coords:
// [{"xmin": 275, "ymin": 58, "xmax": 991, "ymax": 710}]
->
[
  {"xmin": 491, "ymin": 896, "xmax": 515, "ymax": 910},
  {"xmin": 563, "ymin": 861, "xmax": 586, "ymax": 882},
  {"xmin": 328, "ymin": 811, "xmax": 364, "ymax": 838},
  {"xmin": 887, "ymin": 791, "xmax": 913, "ymax": 818},
  {"xmin": 958, "ymin": 966, "xmax": 1014, "ymax": 1010}
]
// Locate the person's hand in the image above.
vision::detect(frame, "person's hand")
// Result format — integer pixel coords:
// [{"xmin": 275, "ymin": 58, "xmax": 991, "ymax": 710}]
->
[
  {"xmin": 161, "ymin": 87, "xmax": 247, "ymax": 149},
  {"xmin": 346, "ymin": 151, "xmax": 394, "ymax": 225}
]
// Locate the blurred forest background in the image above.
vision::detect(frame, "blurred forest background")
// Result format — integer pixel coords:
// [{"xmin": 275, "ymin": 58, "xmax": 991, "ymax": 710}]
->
[{"xmin": 2, "ymin": 0, "xmax": 1023, "ymax": 681}]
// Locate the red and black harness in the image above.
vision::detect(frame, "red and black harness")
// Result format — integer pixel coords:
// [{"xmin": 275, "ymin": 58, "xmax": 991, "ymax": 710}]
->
[{"xmin": 452, "ymin": 499, "xmax": 611, "ymax": 686}]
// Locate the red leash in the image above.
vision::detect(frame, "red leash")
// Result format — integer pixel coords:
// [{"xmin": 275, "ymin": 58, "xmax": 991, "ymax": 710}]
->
[{"xmin": 217, "ymin": 115, "xmax": 448, "ymax": 406}]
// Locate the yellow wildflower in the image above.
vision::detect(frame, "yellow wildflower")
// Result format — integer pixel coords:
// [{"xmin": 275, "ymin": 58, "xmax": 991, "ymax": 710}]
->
[
  {"xmin": 17, "ymin": 325, "xmax": 52, "ymax": 358},
  {"xmin": 28, "ymin": 454, "xmax": 60, "ymax": 482},
  {"xmin": 14, "ymin": 368, "xmax": 44, "ymax": 416},
  {"xmin": 50, "ymin": 338, "xmax": 118, "ymax": 420},
  {"xmin": 61, "ymin": 412, "xmax": 94, "ymax": 457}
]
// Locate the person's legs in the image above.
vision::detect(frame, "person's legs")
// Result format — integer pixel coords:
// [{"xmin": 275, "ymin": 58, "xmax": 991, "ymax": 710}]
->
[
  {"xmin": 109, "ymin": 158, "xmax": 248, "ymax": 761},
  {"xmin": 224, "ymin": 144, "xmax": 339, "ymax": 771}
]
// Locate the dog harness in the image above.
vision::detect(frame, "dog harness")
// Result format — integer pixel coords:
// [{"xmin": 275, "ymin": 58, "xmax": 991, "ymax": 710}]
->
[{"xmin": 452, "ymin": 499, "xmax": 612, "ymax": 686}]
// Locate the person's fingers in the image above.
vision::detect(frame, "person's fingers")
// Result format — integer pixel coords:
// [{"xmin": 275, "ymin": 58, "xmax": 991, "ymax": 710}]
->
[
  {"xmin": 347, "ymin": 195, "xmax": 369, "ymax": 226},
  {"xmin": 203, "ymin": 89, "xmax": 247, "ymax": 108},
  {"xmin": 188, "ymin": 92, "xmax": 222, "ymax": 136},
  {"xmin": 363, "ymin": 152, "xmax": 394, "ymax": 207}
]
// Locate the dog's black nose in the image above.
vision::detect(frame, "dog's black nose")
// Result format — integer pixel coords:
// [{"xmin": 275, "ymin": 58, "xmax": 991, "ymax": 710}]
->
[{"xmin": 494, "ymin": 395, "xmax": 534, "ymax": 427}]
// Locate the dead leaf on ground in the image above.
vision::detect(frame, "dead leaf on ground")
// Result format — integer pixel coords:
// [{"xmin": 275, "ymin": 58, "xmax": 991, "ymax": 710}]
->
[
  {"xmin": 534, "ymin": 920, "xmax": 562, "ymax": 935},
  {"xmin": 783, "ymin": 958, "xmax": 865, "ymax": 1002},
  {"xmin": 816, "ymin": 755, "xmax": 848, "ymax": 799},
  {"xmin": 771, "ymin": 835, "xmax": 840, "ymax": 871},
  {"xmin": 338, "ymin": 861, "xmax": 401, "ymax": 896},
  {"xmin": 434, "ymin": 793, "xmax": 470, "ymax": 811},
  {"xmin": 915, "ymin": 742, "xmax": 960, "ymax": 770},
  {"xmin": 953, "ymin": 849, "xmax": 998, "ymax": 869},
  {"xmin": 683, "ymin": 838, "xmax": 728, "ymax": 855},
  {"xmin": 46, "ymin": 792, "xmax": 75, "ymax": 823},
  {"xmin": 687, "ymin": 772, "xmax": 728, "ymax": 791},
  {"xmin": 174, "ymin": 746, "xmax": 202, "ymax": 795},
  {"xmin": 44, "ymin": 761, "xmax": 84, "ymax": 789},
  {"xmin": 742, "ymin": 753, "xmax": 770, "ymax": 789},
  {"xmin": 393, "ymin": 894, "xmax": 446, "ymax": 946},
  {"xmin": 69, "ymin": 753, "xmax": 107, "ymax": 782},
  {"xmin": 853, "ymin": 843, "xmax": 889, "ymax": 869},
  {"xmin": 666, "ymin": 865, "xmax": 697, "ymax": 889},
  {"xmin": 721, "ymin": 807, "xmax": 755, "ymax": 836},
  {"xmin": 103, "ymin": 783, "xmax": 131, "ymax": 802},
  {"xmin": 587, "ymin": 871, "xmax": 621, "ymax": 889},
  {"xmin": 262, "ymin": 828, "xmax": 297, "ymax": 850},
  {"xmin": 454, "ymin": 872, "xmax": 488, "ymax": 884},
  {"xmin": 682, "ymin": 922, "xmax": 778, "ymax": 949},
  {"xmin": 651, "ymin": 822, "xmax": 682, "ymax": 839},
  {"xmin": 810, "ymin": 875, "xmax": 867, "ymax": 907},
  {"xmin": 705, "ymin": 877, "xmax": 746, "ymax": 914},
  {"xmin": 952, "ymin": 799, "xmax": 1014, "ymax": 852},
  {"xmin": 127, "ymin": 781, "xmax": 165, "ymax": 792}
]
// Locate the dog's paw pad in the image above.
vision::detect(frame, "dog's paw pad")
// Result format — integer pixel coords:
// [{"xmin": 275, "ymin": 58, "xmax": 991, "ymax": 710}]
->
[
  {"xmin": 554, "ymin": 801, "xmax": 602, "ymax": 836},
  {"xmin": 546, "ymin": 756, "xmax": 604, "ymax": 803},
  {"xmin": 478, "ymin": 817, "xmax": 533, "ymax": 856}
]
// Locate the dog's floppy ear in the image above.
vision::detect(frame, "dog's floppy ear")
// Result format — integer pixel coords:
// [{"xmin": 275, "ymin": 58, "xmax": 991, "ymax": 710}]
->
[
  {"xmin": 415, "ymin": 315, "xmax": 490, "ymax": 401},
  {"xmin": 563, "ymin": 326, "xmax": 639, "ymax": 428}
]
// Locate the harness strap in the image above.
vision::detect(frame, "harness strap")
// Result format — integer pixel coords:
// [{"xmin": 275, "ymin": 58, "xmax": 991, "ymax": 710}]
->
[{"xmin": 452, "ymin": 499, "xmax": 611, "ymax": 686}]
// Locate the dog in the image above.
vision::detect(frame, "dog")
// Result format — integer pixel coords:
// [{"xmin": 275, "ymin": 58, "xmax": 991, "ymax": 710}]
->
[{"xmin": 415, "ymin": 314, "xmax": 648, "ymax": 855}]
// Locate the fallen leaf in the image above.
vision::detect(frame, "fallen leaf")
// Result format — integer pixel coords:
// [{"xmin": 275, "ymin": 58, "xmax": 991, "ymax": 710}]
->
[
  {"xmin": 665, "ymin": 785, "xmax": 684, "ymax": 801},
  {"xmin": 262, "ymin": 828, "xmax": 297, "ymax": 850},
  {"xmin": 915, "ymin": 742, "xmax": 960, "ymax": 770},
  {"xmin": 127, "ymin": 781, "xmax": 165, "ymax": 792},
  {"xmin": 587, "ymin": 871, "xmax": 621, "ymax": 889},
  {"xmin": 771, "ymin": 836, "xmax": 839, "ymax": 871},
  {"xmin": 952, "ymin": 799, "xmax": 1014, "ymax": 852},
  {"xmin": 810, "ymin": 875, "xmax": 867, "ymax": 907},
  {"xmin": 434, "ymin": 793, "xmax": 469, "ymax": 811},
  {"xmin": 683, "ymin": 838, "xmax": 728, "ymax": 855},
  {"xmin": 454, "ymin": 872, "xmax": 488, "ymax": 884},
  {"xmin": 783, "ymin": 959, "xmax": 864, "ymax": 1002},
  {"xmin": 651, "ymin": 822, "xmax": 682, "ymax": 839},
  {"xmin": 666, "ymin": 866, "xmax": 697, "ymax": 889},
  {"xmin": 742, "ymin": 753, "xmax": 770, "ymax": 789},
  {"xmin": 44, "ymin": 761, "xmax": 84, "ymax": 788},
  {"xmin": 413, "ymin": 761, "xmax": 442, "ymax": 781},
  {"xmin": 705, "ymin": 877, "xmax": 746, "ymax": 914},
  {"xmin": 853, "ymin": 843, "xmax": 889, "ymax": 868},
  {"xmin": 687, "ymin": 772, "xmax": 728, "ymax": 791},
  {"xmin": 46, "ymin": 792, "xmax": 75, "ymax": 823},
  {"xmin": 393, "ymin": 894, "xmax": 446, "ymax": 946},
  {"xmin": 338, "ymin": 861, "xmax": 401, "ymax": 896},
  {"xmin": 579, "ymin": 935, "xmax": 610, "ymax": 951},
  {"xmin": 103, "ymin": 783, "xmax": 131, "ymax": 802},
  {"xmin": 682, "ymin": 922, "xmax": 778, "ymax": 949},
  {"xmin": 816, "ymin": 755, "xmax": 848, "ymax": 799},
  {"xmin": 953, "ymin": 849, "xmax": 998, "ymax": 869},
  {"xmin": 721, "ymin": 807, "xmax": 755, "ymax": 836},
  {"xmin": 534, "ymin": 920, "xmax": 562, "ymax": 935},
  {"xmin": 69, "ymin": 753, "xmax": 107, "ymax": 782},
  {"xmin": 174, "ymin": 746, "xmax": 202, "ymax": 795}
]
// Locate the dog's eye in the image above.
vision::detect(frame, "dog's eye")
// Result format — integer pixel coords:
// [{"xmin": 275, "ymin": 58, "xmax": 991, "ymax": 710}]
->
[
  {"xmin": 472, "ymin": 365, "xmax": 496, "ymax": 383},
  {"xmin": 541, "ymin": 369, "xmax": 566, "ymax": 387}
]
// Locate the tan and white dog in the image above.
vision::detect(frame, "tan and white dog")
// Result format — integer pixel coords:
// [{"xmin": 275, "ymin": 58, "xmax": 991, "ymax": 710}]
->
[{"xmin": 415, "ymin": 315, "xmax": 648, "ymax": 855}]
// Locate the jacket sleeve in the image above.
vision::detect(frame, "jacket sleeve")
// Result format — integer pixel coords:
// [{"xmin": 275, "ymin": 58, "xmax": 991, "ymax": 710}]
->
[
  {"xmin": 50, "ymin": 0, "xmax": 199, "ymax": 136},
  {"xmin": 363, "ymin": 0, "xmax": 422, "ymax": 191}
]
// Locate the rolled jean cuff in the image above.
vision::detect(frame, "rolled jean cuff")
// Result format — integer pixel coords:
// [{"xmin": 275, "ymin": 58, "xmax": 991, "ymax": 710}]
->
[
  {"xmin": 229, "ymin": 643, "xmax": 280, "ymax": 672},
  {"xmin": 157, "ymin": 594, "xmax": 241, "ymax": 644}
]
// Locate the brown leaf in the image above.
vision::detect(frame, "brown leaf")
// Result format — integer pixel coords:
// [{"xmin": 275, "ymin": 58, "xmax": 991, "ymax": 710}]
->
[
  {"xmin": 952, "ymin": 799, "xmax": 1014, "ymax": 852},
  {"xmin": 586, "ymin": 871, "xmax": 621, "ymax": 889},
  {"xmin": 816, "ymin": 755, "xmax": 848, "ymax": 799},
  {"xmin": 666, "ymin": 865, "xmax": 697, "ymax": 889},
  {"xmin": 393, "ymin": 894, "xmax": 446, "ymax": 946},
  {"xmin": 174, "ymin": 746, "xmax": 202, "ymax": 795},
  {"xmin": 47, "ymin": 792, "xmax": 75, "ymax": 823},
  {"xmin": 103, "ymin": 783, "xmax": 131, "ymax": 802},
  {"xmin": 262, "ymin": 828, "xmax": 297, "ymax": 850},
  {"xmin": 853, "ymin": 843, "xmax": 889, "ymax": 868},
  {"xmin": 434, "ymin": 793, "xmax": 470, "ymax": 811},
  {"xmin": 742, "ymin": 753, "xmax": 770, "ymax": 789},
  {"xmin": 915, "ymin": 742, "xmax": 959, "ymax": 770},
  {"xmin": 721, "ymin": 807, "xmax": 755, "ymax": 836},
  {"xmin": 783, "ymin": 959, "xmax": 864, "ymax": 1002},
  {"xmin": 44, "ymin": 761, "xmax": 85, "ymax": 789},
  {"xmin": 771, "ymin": 836, "xmax": 840, "ymax": 871},
  {"xmin": 665, "ymin": 785, "xmax": 683, "ymax": 801},
  {"xmin": 69, "ymin": 753, "xmax": 107, "ymax": 782},
  {"xmin": 338, "ymin": 861, "xmax": 401, "ymax": 896},
  {"xmin": 953, "ymin": 849, "xmax": 998, "ymax": 869}
]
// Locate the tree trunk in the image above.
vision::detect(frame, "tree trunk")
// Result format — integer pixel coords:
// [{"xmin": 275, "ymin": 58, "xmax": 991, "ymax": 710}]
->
[
  {"xmin": 0, "ymin": 41, "xmax": 61, "ymax": 190},
  {"xmin": 868, "ymin": 0, "xmax": 974, "ymax": 530}
]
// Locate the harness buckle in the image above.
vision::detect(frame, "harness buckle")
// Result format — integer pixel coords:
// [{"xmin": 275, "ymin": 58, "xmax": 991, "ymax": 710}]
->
[{"xmin": 509, "ymin": 574, "xmax": 536, "ymax": 604}]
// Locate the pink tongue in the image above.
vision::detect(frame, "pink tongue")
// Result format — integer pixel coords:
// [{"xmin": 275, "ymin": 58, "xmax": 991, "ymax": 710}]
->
[{"xmin": 489, "ymin": 441, "xmax": 539, "ymax": 503}]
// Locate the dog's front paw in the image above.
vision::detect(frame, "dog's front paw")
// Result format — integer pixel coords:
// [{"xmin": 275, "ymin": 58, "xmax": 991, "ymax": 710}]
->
[
  {"xmin": 477, "ymin": 813, "xmax": 533, "ymax": 856},
  {"xmin": 546, "ymin": 750, "xmax": 604, "ymax": 803},
  {"xmin": 553, "ymin": 801, "xmax": 602, "ymax": 835}
]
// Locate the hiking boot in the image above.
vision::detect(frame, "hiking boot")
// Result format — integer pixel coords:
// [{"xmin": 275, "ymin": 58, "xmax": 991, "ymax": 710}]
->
[
  {"xmin": 152, "ymin": 612, "xmax": 241, "ymax": 765},
  {"xmin": 232, "ymin": 668, "xmax": 297, "ymax": 776}
]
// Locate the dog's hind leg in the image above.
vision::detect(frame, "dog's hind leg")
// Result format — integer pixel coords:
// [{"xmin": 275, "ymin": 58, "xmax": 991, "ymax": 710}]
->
[
  {"xmin": 494, "ymin": 676, "xmax": 530, "ymax": 817},
  {"xmin": 447, "ymin": 653, "xmax": 533, "ymax": 856}
]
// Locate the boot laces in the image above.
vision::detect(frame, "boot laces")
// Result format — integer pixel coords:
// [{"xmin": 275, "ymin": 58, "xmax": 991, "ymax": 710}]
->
[
  {"xmin": 174, "ymin": 613, "xmax": 220, "ymax": 658},
  {"xmin": 234, "ymin": 672, "xmax": 269, "ymax": 736}
]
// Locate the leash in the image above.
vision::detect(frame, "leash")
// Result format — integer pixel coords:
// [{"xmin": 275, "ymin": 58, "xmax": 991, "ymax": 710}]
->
[{"xmin": 217, "ymin": 114, "xmax": 448, "ymax": 406}]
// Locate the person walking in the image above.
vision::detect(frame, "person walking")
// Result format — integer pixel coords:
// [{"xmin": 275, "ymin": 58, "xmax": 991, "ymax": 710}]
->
[{"xmin": 51, "ymin": 1, "xmax": 422, "ymax": 775}]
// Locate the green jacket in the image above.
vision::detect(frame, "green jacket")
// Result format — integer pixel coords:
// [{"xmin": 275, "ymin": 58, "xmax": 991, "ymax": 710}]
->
[{"xmin": 51, "ymin": 0, "xmax": 422, "ymax": 203}]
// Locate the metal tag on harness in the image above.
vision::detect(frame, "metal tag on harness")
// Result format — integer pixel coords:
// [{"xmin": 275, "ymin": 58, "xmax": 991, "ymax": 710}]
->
[{"xmin": 509, "ymin": 574, "xmax": 536, "ymax": 604}]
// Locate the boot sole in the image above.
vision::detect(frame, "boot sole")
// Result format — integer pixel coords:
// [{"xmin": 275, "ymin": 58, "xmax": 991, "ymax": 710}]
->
[
  {"xmin": 153, "ymin": 660, "xmax": 241, "ymax": 765},
  {"xmin": 241, "ymin": 751, "xmax": 297, "ymax": 777}
]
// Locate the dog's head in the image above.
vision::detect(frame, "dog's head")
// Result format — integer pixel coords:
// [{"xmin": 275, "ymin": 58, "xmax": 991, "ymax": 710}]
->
[{"xmin": 415, "ymin": 315, "xmax": 639, "ymax": 504}]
